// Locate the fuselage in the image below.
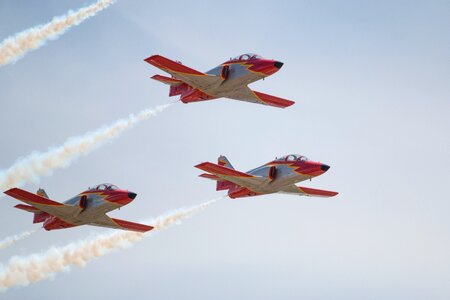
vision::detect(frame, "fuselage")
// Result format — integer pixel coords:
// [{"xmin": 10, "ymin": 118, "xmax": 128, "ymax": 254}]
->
[
  {"xmin": 43, "ymin": 184, "xmax": 136, "ymax": 230},
  {"xmin": 228, "ymin": 154, "xmax": 330, "ymax": 198},
  {"xmin": 181, "ymin": 53, "xmax": 284, "ymax": 102}
]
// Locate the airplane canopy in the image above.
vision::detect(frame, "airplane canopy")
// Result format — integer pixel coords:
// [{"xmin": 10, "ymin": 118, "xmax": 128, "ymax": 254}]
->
[
  {"xmin": 89, "ymin": 183, "xmax": 119, "ymax": 191},
  {"xmin": 230, "ymin": 53, "xmax": 262, "ymax": 61},
  {"xmin": 276, "ymin": 154, "xmax": 309, "ymax": 162}
]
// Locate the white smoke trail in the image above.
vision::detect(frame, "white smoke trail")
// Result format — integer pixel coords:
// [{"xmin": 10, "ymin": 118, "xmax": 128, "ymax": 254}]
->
[
  {"xmin": 0, "ymin": 230, "xmax": 36, "ymax": 251},
  {"xmin": 0, "ymin": 0, "xmax": 115, "ymax": 66},
  {"xmin": 0, "ymin": 103, "xmax": 172, "ymax": 192},
  {"xmin": 0, "ymin": 197, "xmax": 221, "ymax": 292}
]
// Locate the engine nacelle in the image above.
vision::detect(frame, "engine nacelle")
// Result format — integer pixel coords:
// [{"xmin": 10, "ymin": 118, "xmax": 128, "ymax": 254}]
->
[
  {"xmin": 221, "ymin": 65, "xmax": 230, "ymax": 80},
  {"xmin": 268, "ymin": 166, "xmax": 277, "ymax": 181}
]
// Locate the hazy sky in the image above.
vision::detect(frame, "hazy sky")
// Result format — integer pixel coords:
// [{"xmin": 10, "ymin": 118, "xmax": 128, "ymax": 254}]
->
[{"xmin": 0, "ymin": 0, "xmax": 449, "ymax": 299}]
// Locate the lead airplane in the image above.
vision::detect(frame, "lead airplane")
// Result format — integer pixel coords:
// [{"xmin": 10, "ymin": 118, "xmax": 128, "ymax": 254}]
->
[
  {"xmin": 196, "ymin": 154, "xmax": 338, "ymax": 199},
  {"xmin": 145, "ymin": 53, "xmax": 295, "ymax": 108},
  {"xmin": 4, "ymin": 183, "xmax": 153, "ymax": 232}
]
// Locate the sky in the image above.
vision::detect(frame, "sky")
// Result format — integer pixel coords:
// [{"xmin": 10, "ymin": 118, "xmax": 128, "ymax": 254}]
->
[{"xmin": 0, "ymin": 0, "xmax": 449, "ymax": 299}]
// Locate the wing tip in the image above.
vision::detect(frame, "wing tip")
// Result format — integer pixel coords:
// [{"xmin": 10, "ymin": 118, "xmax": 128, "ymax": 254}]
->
[
  {"xmin": 144, "ymin": 54, "xmax": 161, "ymax": 64},
  {"xmin": 111, "ymin": 218, "xmax": 154, "ymax": 233},
  {"xmin": 253, "ymin": 91, "xmax": 296, "ymax": 108},
  {"xmin": 4, "ymin": 187, "xmax": 18, "ymax": 196},
  {"xmin": 195, "ymin": 162, "xmax": 216, "ymax": 173},
  {"xmin": 298, "ymin": 186, "xmax": 339, "ymax": 197}
]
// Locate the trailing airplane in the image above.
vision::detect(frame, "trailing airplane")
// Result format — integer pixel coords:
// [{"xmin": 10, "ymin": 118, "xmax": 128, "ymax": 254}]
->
[
  {"xmin": 4, "ymin": 183, "xmax": 152, "ymax": 232},
  {"xmin": 145, "ymin": 53, "xmax": 294, "ymax": 108},
  {"xmin": 196, "ymin": 154, "xmax": 338, "ymax": 199}
]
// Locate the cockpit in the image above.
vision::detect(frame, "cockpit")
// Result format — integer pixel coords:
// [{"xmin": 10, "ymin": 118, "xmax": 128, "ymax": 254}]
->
[
  {"xmin": 88, "ymin": 183, "xmax": 119, "ymax": 191},
  {"xmin": 229, "ymin": 53, "xmax": 262, "ymax": 61},
  {"xmin": 276, "ymin": 154, "xmax": 309, "ymax": 162}
]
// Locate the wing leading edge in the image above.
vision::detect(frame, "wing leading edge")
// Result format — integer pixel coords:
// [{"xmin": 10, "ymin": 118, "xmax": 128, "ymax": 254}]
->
[{"xmin": 4, "ymin": 188, "xmax": 81, "ymax": 219}]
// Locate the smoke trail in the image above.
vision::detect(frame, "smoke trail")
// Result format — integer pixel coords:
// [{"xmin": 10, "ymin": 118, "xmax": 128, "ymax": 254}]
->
[
  {"xmin": 0, "ymin": 197, "xmax": 220, "ymax": 292},
  {"xmin": 0, "ymin": 0, "xmax": 115, "ymax": 66},
  {"xmin": 0, "ymin": 230, "xmax": 36, "ymax": 250},
  {"xmin": 0, "ymin": 103, "xmax": 172, "ymax": 193}
]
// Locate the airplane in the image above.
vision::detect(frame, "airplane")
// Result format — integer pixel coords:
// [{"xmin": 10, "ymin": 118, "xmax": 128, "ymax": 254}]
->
[
  {"xmin": 195, "ymin": 154, "xmax": 338, "ymax": 199},
  {"xmin": 3, "ymin": 183, "xmax": 153, "ymax": 232},
  {"xmin": 145, "ymin": 53, "xmax": 295, "ymax": 108}
]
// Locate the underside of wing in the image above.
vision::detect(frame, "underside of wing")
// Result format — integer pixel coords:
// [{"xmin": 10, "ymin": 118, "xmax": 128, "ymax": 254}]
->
[
  {"xmin": 145, "ymin": 55, "xmax": 222, "ymax": 91},
  {"xmin": 195, "ymin": 162, "xmax": 267, "ymax": 190},
  {"xmin": 280, "ymin": 185, "xmax": 339, "ymax": 197},
  {"xmin": 90, "ymin": 214, "xmax": 153, "ymax": 233},
  {"xmin": 229, "ymin": 86, "xmax": 295, "ymax": 108},
  {"xmin": 4, "ymin": 188, "xmax": 81, "ymax": 219}
]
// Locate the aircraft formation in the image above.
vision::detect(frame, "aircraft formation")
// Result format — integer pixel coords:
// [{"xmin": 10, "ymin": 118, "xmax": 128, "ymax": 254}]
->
[{"xmin": 3, "ymin": 53, "xmax": 338, "ymax": 232}]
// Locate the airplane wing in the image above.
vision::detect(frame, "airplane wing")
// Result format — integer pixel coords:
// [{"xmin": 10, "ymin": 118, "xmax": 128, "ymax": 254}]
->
[
  {"xmin": 151, "ymin": 74, "xmax": 183, "ymax": 86},
  {"xmin": 279, "ymin": 185, "xmax": 338, "ymax": 197},
  {"xmin": 4, "ymin": 188, "xmax": 81, "ymax": 219},
  {"xmin": 228, "ymin": 86, "xmax": 295, "ymax": 108},
  {"xmin": 145, "ymin": 55, "xmax": 222, "ymax": 91},
  {"xmin": 90, "ymin": 214, "xmax": 153, "ymax": 233},
  {"xmin": 195, "ymin": 162, "xmax": 268, "ymax": 189}
]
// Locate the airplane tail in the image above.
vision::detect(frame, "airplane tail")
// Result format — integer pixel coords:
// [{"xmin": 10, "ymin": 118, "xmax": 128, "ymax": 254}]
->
[
  {"xmin": 151, "ymin": 74, "xmax": 190, "ymax": 97},
  {"xmin": 37, "ymin": 188, "xmax": 49, "ymax": 198},
  {"xmin": 216, "ymin": 155, "xmax": 235, "ymax": 191},
  {"xmin": 218, "ymin": 155, "xmax": 234, "ymax": 169},
  {"xmin": 13, "ymin": 188, "xmax": 51, "ymax": 223}
]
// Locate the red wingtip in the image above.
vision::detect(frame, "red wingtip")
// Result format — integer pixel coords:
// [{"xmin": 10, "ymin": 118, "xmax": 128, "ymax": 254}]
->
[
  {"xmin": 253, "ymin": 91, "xmax": 295, "ymax": 108},
  {"xmin": 144, "ymin": 54, "xmax": 160, "ymax": 64},
  {"xmin": 111, "ymin": 218, "xmax": 154, "ymax": 232},
  {"xmin": 298, "ymin": 186, "xmax": 339, "ymax": 197}
]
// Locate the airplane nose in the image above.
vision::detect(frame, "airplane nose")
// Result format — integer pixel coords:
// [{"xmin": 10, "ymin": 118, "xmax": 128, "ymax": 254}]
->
[
  {"xmin": 321, "ymin": 164, "xmax": 330, "ymax": 172},
  {"xmin": 274, "ymin": 61, "xmax": 284, "ymax": 69},
  {"xmin": 128, "ymin": 192, "xmax": 137, "ymax": 200}
]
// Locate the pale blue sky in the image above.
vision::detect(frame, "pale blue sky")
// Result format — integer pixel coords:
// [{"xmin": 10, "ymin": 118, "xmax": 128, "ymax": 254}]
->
[{"xmin": 0, "ymin": 1, "xmax": 449, "ymax": 299}]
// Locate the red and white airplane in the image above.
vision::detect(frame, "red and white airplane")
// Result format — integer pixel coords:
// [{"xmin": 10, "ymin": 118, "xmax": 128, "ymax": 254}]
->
[
  {"xmin": 4, "ymin": 183, "xmax": 153, "ymax": 232},
  {"xmin": 196, "ymin": 154, "xmax": 338, "ymax": 199},
  {"xmin": 145, "ymin": 53, "xmax": 295, "ymax": 108}
]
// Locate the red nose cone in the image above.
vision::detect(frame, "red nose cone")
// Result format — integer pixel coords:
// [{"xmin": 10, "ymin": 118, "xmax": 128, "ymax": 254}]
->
[
  {"xmin": 107, "ymin": 191, "xmax": 135, "ymax": 206},
  {"xmin": 249, "ymin": 60, "xmax": 283, "ymax": 76},
  {"xmin": 298, "ymin": 162, "xmax": 330, "ymax": 177}
]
